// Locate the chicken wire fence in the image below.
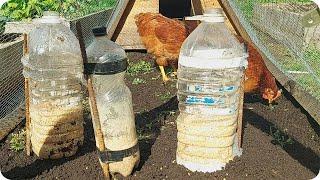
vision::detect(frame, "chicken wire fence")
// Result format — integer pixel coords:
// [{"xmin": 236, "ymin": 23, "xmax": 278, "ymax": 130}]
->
[
  {"xmin": 227, "ymin": 0, "xmax": 320, "ymax": 101},
  {"xmin": 0, "ymin": 33, "xmax": 24, "ymax": 120},
  {"xmin": 0, "ymin": 8, "xmax": 113, "ymax": 125}
]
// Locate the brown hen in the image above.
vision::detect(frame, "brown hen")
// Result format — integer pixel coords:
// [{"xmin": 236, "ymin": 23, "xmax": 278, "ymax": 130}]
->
[
  {"xmin": 238, "ymin": 36, "xmax": 282, "ymax": 104},
  {"xmin": 135, "ymin": 13, "xmax": 196, "ymax": 82}
]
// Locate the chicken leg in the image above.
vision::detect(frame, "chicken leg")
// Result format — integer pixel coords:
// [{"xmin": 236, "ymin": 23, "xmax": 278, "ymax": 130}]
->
[
  {"xmin": 172, "ymin": 66, "xmax": 177, "ymax": 76},
  {"xmin": 159, "ymin": 66, "xmax": 170, "ymax": 82}
]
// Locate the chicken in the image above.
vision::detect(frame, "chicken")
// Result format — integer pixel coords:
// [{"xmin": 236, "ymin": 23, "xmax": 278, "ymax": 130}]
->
[
  {"xmin": 135, "ymin": 13, "xmax": 196, "ymax": 82},
  {"xmin": 238, "ymin": 36, "xmax": 282, "ymax": 104}
]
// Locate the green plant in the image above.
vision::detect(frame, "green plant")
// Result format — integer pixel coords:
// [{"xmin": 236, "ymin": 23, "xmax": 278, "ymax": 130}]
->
[
  {"xmin": 9, "ymin": 129, "xmax": 25, "ymax": 152},
  {"xmin": 0, "ymin": 0, "xmax": 116, "ymax": 21},
  {"xmin": 132, "ymin": 78, "xmax": 146, "ymax": 85},
  {"xmin": 269, "ymin": 126, "xmax": 294, "ymax": 148},
  {"xmin": 127, "ymin": 60, "xmax": 153, "ymax": 76}
]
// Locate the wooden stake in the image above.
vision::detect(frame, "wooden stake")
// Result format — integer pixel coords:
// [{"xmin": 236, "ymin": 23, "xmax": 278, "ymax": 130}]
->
[
  {"xmin": 75, "ymin": 22, "xmax": 110, "ymax": 180},
  {"xmin": 23, "ymin": 34, "xmax": 32, "ymax": 156},
  {"xmin": 237, "ymin": 76, "xmax": 245, "ymax": 148}
]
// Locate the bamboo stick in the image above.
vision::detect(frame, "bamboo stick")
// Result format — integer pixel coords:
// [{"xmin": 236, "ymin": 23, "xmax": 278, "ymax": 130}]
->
[
  {"xmin": 23, "ymin": 34, "xmax": 32, "ymax": 156},
  {"xmin": 75, "ymin": 22, "xmax": 110, "ymax": 180}
]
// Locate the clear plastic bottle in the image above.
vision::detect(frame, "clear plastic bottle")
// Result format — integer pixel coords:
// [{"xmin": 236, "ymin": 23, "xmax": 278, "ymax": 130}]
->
[
  {"xmin": 22, "ymin": 11, "xmax": 84, "ymax": 159},
  {"xmin": 176, "ymin": 8, "xmax": 248, "ymax": 172},
  {"xmin": 86, "ymin": 26, "xmax": 140, "ymax": 177}
]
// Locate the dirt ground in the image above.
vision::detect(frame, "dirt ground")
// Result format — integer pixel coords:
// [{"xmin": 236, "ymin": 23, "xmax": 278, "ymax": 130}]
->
[{"xmin": 1, "ymin": 52, "xmax": 319, "ymax": 180}]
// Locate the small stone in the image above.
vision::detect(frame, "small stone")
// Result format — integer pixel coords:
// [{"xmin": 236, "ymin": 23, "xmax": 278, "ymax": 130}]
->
[
  {"xmin": 85, "ymin": 166, "xmax": 88, "ymax": 170},
  {"xmin": 160, "ymin": 167, "xmax": 163, "ymax": 170},
  {"xmin": 172, "ymin": 160, "xmax": 176, "ymax": 163},
  {"xmin": 188, "ymin": 172, "xmax": 191, "ymax": 176}
]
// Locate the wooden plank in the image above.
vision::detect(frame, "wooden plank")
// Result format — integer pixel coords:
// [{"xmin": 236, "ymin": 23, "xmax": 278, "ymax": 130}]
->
[
  {"xmin": 191, "ymin": 0, "xmax": 204, "ymax": 15},
  {"xmin": 252, "ymin": 3, "xmax": 319, "ymax": 56},
  {"xmin": 218, "ymin": 0, "xmax": 320, "ymax": 124},
  {"xmin": 106, "ymin": 0, "xmax": 131, "ymax": 39},
  {"xmin": 111, "ymin": 0, "xmax": 136, "ymax": 41}
]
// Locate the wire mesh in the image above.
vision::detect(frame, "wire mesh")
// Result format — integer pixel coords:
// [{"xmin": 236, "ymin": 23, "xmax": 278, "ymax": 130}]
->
[{"xmin": 228, "ymin": 0, "xmax": 320, "ymax": 101}]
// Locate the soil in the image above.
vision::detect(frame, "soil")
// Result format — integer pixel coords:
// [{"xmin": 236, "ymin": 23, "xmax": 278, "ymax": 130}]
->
[{"xmin": 1, "ymin": 52, "xmax": 319, "ymax": 180}]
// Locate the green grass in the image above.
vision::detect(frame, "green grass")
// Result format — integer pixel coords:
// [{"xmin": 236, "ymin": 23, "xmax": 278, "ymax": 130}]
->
[
  {"xmin": 132, "ymin": 78, "xmax": 146, "ymax": 85},
  {"xmin": 127, "ymin": 60, "xmax": 153, "ymax": 76},
  {"xmin": 269, "ymin": 126, "xmax": 294, "ymax": 148},
  {"xmin": 9, "ymin": 129, "xmax": 25, "ymax": 152}
]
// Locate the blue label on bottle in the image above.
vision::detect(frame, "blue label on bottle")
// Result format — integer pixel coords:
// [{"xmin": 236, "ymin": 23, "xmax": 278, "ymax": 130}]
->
[
  {"xmin": 188, "ymin": 84, "xmax": 236, "ymax": 93},
  {"xmin": 186, "ymin": 96, "xmax": 225, "ymax": 105}
]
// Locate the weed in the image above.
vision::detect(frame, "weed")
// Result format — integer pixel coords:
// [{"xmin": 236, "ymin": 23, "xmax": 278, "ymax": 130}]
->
[
  {"xmin": 159, "ymin": 110, "xmax": 176, "ymax": 117},
  {"xmin": 127, "ymin": 60, "xmax": 152, "ymax": 76},
  {"xmin": 146, "ymin": 122, "xmax": 153, "ymax": 130},
  {"xmin": 269, "ymin": 126, "xmax": 294, "ymax": 148},
  {"xmin": 132, "ymin": 78, "xmax": 146, "ymax": 85},
  {"xmin": 9, "ymin": 129, "xmax": 25, "ymax": 152},
  {"xmin": 137, "ymin": 129, "xmax": 151, "ymax": 140},
  {"xmin": 156, "ymin": 91, "xmax": 172, "ymax": 101}
]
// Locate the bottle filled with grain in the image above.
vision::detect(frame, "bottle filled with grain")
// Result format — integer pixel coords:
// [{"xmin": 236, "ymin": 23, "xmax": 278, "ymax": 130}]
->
[
  {"xmin": 176, "ymin": 8, "xmax": 248, "ymax": 172},
  {"xmin": 22, "ymin": 11, "xmax": 84, "ymax": 159},
  {"xmin": 85, "ymin": 26, "xmax": 140, "ymax": 177}
]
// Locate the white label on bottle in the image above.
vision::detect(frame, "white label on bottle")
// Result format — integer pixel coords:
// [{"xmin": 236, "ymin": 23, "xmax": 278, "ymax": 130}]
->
[{"xmin": 179, "ymin": 49, "xmax": 248, "ymax": 69}]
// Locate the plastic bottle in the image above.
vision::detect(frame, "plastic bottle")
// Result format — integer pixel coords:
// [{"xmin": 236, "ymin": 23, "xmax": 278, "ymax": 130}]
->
[
  {"xmin": 86, "ymin": 26, "xmax": 140, "ymax": 177},
  {"xmin": 176, "ymin": 8, "xmax": 248, "ymax": 172},
  {"xmin": 22, "ymin": 11, "xmax": 84, "ymax": 159}
]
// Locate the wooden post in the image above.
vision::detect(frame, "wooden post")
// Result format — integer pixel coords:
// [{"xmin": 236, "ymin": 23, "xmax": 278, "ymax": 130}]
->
[
  {"xmin": 23, "ymin": 34, "xmax": 32, "ymax": 156},
  {"xmin": 75, "ymin": 22, "xmax": 110, "ymax": 180}
]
